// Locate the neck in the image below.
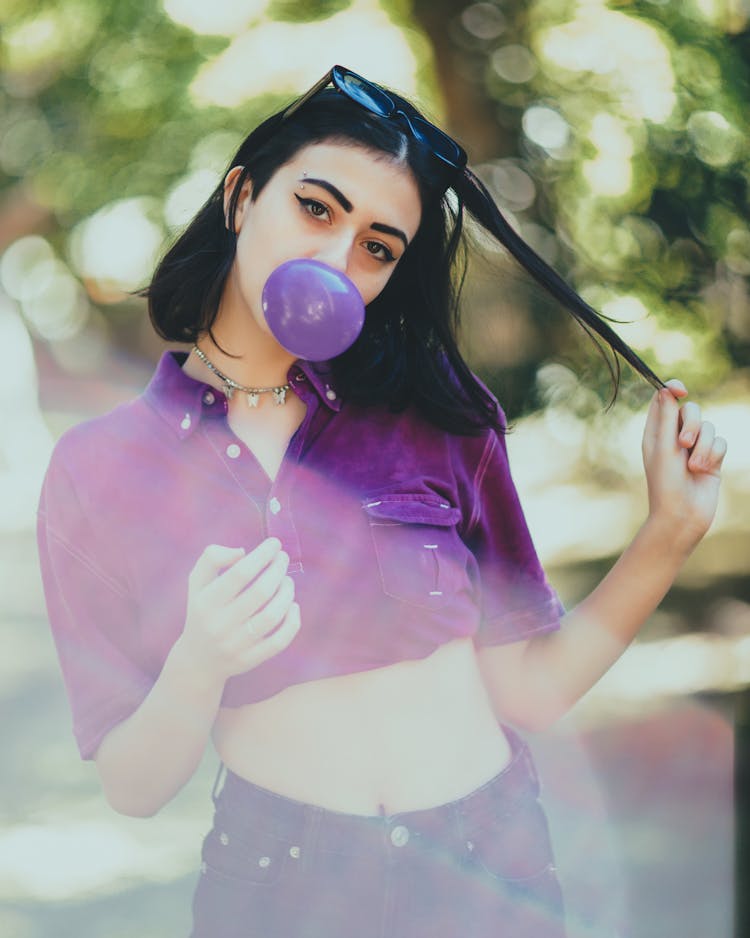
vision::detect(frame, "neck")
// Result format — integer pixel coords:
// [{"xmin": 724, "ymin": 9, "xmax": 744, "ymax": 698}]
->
[
  {"xmin": 194, "ymin": 332, "xmax": 293, "ymax": 390},
  {"xmin": 192, "ymin": 275, "xmax": 297, "ymax": 390}
]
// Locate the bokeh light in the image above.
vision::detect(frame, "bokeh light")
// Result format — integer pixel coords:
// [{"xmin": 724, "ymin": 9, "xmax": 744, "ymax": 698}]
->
[
  {"xmin": 164, "ymin": 169, "xmax": 220, "ymax": 228},
  {"xmin": 539, "ymin": 10, "xmax": 677, "ymax": 122},
  {"xmin": 491, "ymin": 44, "xmax": 538, "ymax": 84},
  {"xmin": 687, "ymin": 110, "xmax": 742, "ymax": 167},
  {"xmin": 0, "ymin": 2, "xmax": 745, "ymax": 936},
  {"xmin": 162, "ymin": 0, "xmax": 270, "ymax": 36},
  {"xmin": 69, "ymin": 199, "xmax": 164, "ymax": 295},
  {"xmin": 0, "ymin": 296, "xmax": 54, "ymax": 532},
  {"xmin": 190, "ymin": 5, "xmax": 418, "ymax": 108},
  {"xmin": 522, "ymin": 105, "xmax": 569, "ymax": 151},
  {"xmin": 460, "ymin": 3, "xmax": 507, "ymax": 40}
]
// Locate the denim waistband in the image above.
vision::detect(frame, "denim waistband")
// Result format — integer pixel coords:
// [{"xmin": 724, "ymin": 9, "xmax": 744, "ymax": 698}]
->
[{"xmin": 212, "ymin": 726, "xmax": 540, "ymax": 859}]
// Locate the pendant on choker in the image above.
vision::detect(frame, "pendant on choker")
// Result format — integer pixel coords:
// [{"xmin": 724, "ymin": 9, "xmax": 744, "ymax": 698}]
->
[{"xmin": 192, "ymin": 346, "xmax": 291, "ymax": 407}]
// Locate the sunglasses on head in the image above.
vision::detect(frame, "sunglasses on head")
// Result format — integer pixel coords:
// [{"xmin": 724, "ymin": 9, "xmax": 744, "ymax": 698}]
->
[{"xmin": 281, "ymin": 65, "xmax": 467, "ymax": 177}]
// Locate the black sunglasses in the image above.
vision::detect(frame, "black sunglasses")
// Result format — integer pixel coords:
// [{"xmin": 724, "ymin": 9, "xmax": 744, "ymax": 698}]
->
[{"xmin": 282, "ymin": 65, "xmax": 467, "ymax": 175}]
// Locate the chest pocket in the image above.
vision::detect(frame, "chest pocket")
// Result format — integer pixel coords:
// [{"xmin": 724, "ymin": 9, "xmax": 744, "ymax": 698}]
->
[{"xmin": 363, "ymin": 494, "xmax": 464, "ymax": 610}]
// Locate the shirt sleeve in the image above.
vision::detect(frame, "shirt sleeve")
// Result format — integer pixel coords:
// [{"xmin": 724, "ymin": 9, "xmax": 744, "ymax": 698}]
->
[
  {"xmin": 463, "ymin": 412, "xmax": 564, "ymax": 647},
  {"xmin": 37, "ymin": 445, "xmax": 154, "ymax": 759}
]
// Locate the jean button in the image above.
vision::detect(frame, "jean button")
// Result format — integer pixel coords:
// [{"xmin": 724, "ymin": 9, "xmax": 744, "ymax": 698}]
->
[{"xmin": 390, "ymin": 825, "xmax": 409, "ymax": 847}]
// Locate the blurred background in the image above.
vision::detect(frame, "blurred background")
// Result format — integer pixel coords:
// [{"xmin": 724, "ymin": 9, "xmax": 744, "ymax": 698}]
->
[{"xmin": 1, "ymin": 0, "xmax": 748, "ymax": 936}]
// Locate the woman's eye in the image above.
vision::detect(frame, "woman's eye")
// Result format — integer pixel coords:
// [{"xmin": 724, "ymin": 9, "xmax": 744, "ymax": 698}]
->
[
  {"xmin": 365, "ymin": 241, "xmax": 395, "ymax": 263},
  {"xmin": 295, "ymin": 194, "xmax": 329, "ymax": 220}
]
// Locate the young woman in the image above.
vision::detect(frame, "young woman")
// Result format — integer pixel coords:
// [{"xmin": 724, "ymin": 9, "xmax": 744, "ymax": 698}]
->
[{"xmin": 37, "ymin": 66, "xmax": 726, "ymax": 937}]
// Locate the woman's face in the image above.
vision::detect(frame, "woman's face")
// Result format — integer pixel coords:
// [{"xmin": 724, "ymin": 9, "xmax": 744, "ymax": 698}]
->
[{"xmin": 222, "ymin": 142, "xmax": 422, "ymax": 337}]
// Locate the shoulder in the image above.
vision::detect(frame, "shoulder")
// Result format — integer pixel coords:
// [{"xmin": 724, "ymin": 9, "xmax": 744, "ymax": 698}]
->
[
  {"xmin": 49, "ymin": 396, "xmax": 153, "ymax": 473},
  {"xmin": 48, "ymin": 348, "xmax": 194, "ymax": 469},
  {"xmin": 40, "ymin": 392, "xmax": 160, "ymax": 527},
  {"xmin": 343, "ymin": 364, "xmax": 507, "ymax": 436}
]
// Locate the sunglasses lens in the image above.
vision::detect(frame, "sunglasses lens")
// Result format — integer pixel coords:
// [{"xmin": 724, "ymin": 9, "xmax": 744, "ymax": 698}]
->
[
  {"xmin": 337, "ymin": 71, "xmax": 393, "ymax": 117},
  {"xmin": 312, "ymin": 67, "xmax": 466, "ymax": 175},
  {"xmin": 409, "ymin": 116, "xmax": 466, "ymax": 168}
]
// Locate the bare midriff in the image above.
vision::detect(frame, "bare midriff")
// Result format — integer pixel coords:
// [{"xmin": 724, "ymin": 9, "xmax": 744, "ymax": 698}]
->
[{"xmin": 212, "ymin": 637, "xmax": 511, "ymax": 816}]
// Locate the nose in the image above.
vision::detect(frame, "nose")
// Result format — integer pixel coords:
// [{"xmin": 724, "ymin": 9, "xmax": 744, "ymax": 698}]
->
[{"xmin": 312, "ymin": 237, "xmax": 352, "ymax": 274}]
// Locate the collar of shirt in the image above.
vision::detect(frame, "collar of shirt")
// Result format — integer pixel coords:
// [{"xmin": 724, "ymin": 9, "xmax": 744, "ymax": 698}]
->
[{"xmin": 143, "ymin": 350, "xmax": 342, "ymax": 440}]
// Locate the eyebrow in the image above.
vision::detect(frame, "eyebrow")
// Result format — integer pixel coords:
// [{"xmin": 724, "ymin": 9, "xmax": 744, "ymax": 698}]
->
[
  {"xmin": 301, "ymin": 177, "xmax": 410, "ymax": 250},
  {"xmin": 303, "ymin": 178, "xmax": 353, "ymax": 212},
  {"xmin": 371, "ymin": 222, "xmax": 409, "ymax": 251}
]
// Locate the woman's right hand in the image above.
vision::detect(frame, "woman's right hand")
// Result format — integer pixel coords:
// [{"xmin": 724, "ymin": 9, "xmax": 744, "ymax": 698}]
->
[{"xmin": 177, "ymin": 538, "xmax": 300, "ymax": 684}]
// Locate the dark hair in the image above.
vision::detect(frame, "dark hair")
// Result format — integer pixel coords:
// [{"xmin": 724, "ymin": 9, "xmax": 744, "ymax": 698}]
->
[{"xmin": 142, "ymin": 87, "xmax": 663, "ymax": 434}]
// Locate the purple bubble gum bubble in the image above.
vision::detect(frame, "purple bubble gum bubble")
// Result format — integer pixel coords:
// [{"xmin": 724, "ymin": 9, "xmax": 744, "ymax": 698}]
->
[{"xmin": 261, "ymin": 259, "xmax": 366, "ymax": 361}]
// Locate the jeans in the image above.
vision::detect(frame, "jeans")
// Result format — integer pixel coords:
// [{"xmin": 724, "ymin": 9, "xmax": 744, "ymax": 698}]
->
[{"xmin": 190, "ymin": 727, "xmax": 565, "ymax": 937}]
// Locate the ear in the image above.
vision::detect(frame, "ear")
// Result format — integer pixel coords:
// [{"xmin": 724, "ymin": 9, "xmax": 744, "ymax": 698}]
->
[{"xmin": 222, "ymin": 165, "xmax": 253, "ymax": 232}]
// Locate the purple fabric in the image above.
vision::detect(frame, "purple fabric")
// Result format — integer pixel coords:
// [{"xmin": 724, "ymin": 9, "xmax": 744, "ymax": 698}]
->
[{"xmin": 37, "ymin": 351, "xmax": 563, "ymax": 759}]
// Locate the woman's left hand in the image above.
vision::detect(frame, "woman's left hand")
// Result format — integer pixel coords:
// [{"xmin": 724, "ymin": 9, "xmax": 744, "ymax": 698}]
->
[{"xmin": 641, "ymin": 379, "xmax": 727, "ymax": 554}]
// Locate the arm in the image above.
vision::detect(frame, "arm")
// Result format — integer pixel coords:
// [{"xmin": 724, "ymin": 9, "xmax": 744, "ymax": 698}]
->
[
  {"xmin": 94, "ymin": 540, "xmax": 300, "ymax": 817},
  {"xmin": 477, "ymin": 381, "xmax": 727, "ymax": 731},
  {"xmin": 94, "ymin": 638, "xmax": 226, "ymax": 817}
]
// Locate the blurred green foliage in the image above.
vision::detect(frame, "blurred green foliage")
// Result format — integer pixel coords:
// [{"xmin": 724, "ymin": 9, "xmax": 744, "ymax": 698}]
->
[
  {"xmin": 1, "ymin": 1, "xmax": 282, "ymax": 239},
  {"xmin": 451, "ymin": 0, "xmax": 749, "ymax": 405},
  {"xmin": 267, "ymin": 0, "xmax": 351, "ymax": 21},
  {"xmin": 0, "ymin": 0, "xmax": 747, "ymax": 408}
]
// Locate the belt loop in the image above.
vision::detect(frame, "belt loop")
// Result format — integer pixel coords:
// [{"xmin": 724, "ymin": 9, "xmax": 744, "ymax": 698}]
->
[
  {"xmin": 501, "ymin": 722, "xmax": 522, "ymax": 757},
  {"xmin": 452, "ymin": 798, "xmax": 472, "ymax": 862},
  {"xmin": 300, "ymin": 805, "xmax": 322, "ymax": 872},
  {"xmin": 211, "ymin": 761, "xmax": 227, "ymax": 806},
  {"xmin": 519, "ymin": 737, "xmax": 541, "ymax": 796},
  {"xmin": 504, "ymin": 724, "xmax": 530, "ymax": 772}
]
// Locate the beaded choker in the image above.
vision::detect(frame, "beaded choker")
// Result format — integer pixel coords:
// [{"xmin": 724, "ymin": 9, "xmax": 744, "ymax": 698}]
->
[{"xmin": 192, "ymin": 346, "xmax": 291, "ymax": 407}]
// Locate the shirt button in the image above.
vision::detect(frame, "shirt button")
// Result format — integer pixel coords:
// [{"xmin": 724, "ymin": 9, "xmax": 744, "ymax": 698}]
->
[
  {"xmin": 219, "ymin": 832, "xmax": 229, "ymax": 846},
  {"xmin": 180, "ymin": 413, "xmax": 191, "ymax": 430},
  {"xmin": 202, "ymin": 390, "xmax": 215, "ymax": 405},
  {"xmin": 226, "ymin": 443, "xmax": 241, "ymax": 459},
  {"xmin": 325, "ymin": 387, "xmax": 337, "ymax": 401},
  {"xmin": 258, "ymin": 856, "xmax": 271, "ymax": 868},
  {"xmin": 289, "ymin": 846, "xmax": 301, "ymax": 859},
  {"xmin": 390, "ymin": 825, "xmax": 410, "ymax": 847},
  {"xmin": 268, "ymin": 497, "xmax": 281, "ymax": 515}
]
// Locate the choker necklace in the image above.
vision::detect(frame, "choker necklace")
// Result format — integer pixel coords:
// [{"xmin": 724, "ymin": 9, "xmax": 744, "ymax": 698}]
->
[{"xmin": 192, "ymin": 345, "xmax": 291, "ymax": 407}]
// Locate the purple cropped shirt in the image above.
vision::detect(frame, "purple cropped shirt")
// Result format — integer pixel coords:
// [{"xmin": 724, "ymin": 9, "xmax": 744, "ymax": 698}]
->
[{"xmin": 37, "ymin": 350, "xmax": 563, "ymax": 759}]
